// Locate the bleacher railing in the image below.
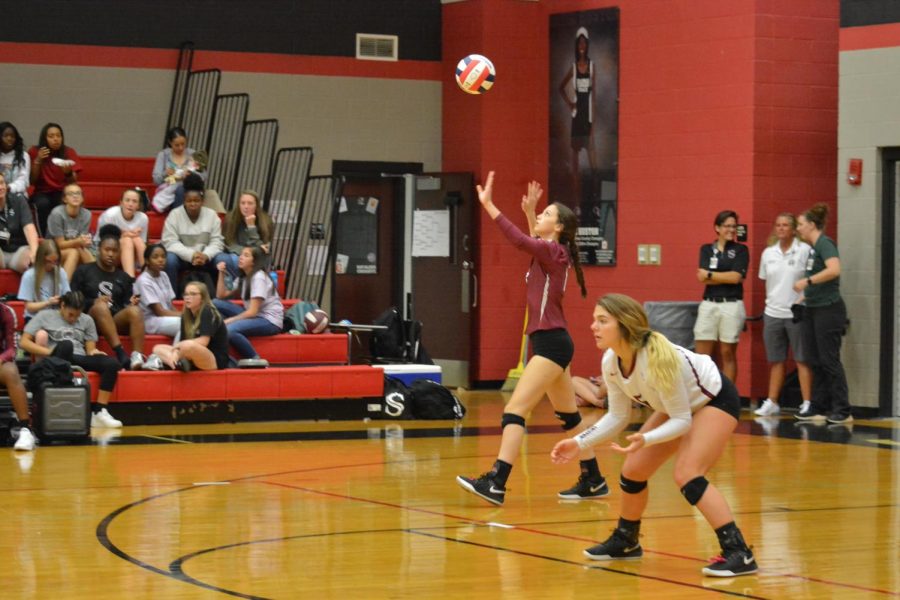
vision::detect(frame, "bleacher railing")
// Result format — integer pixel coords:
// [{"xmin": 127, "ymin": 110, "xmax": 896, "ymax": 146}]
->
[
  {"xmin": 205, "ymin": 93, "xmax": 249, "ymax": 207},
  {"xmin": 285, "ymin": 175, "xmax": 342, "ymax": 304},
  {"xmin": 265, "ymin": 147, "xmax": 313, "ymax": 299},
  {"xmin": 232, "ymin": 119, "xmax": 279, "ymax": 211},
  {"xmin": 165, "ymin": 41, "xmax": 194, "ymax": 145},
  {"xmin": 181, "ymin": 69, "xmax": 221, "ymax": 154}
]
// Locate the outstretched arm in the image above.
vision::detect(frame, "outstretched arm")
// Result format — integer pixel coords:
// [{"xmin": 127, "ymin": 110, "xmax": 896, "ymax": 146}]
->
[
  {"xmin": 521, "ymin": 180, "xmax": 542, "ymax": 237},
  {"xmin": 476, "ymin": 171, "xmax": 501, "ymax": 220}
]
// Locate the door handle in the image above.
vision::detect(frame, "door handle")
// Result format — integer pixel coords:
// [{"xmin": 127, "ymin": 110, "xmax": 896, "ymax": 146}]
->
[{"xmin": 461, "ymin": 261, "xmax": 477, "ymax": 310}]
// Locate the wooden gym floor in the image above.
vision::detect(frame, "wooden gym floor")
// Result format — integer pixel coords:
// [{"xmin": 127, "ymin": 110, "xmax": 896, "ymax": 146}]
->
[{"xmin": 1, "ymin": 391, "xmax": 898, "ymax": 599}]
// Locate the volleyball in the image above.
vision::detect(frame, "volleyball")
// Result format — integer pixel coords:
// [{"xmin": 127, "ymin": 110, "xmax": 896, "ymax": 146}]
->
[
  {"xmin": 455, "ymin": 54, "xmax": 496, "ymax": 95},
  {"xmin": 303, "ymin": 309, "xmax": 330, "ymax": 334}
]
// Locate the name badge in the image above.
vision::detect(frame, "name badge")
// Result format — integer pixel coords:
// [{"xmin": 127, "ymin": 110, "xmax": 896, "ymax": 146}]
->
[
  {"xmin": 709, "ymin": 256, "xmax": 718, "ymax": 269},
  {"xmin": 806, "ymin": 257, "xmax": 814, "ymax": 270}
]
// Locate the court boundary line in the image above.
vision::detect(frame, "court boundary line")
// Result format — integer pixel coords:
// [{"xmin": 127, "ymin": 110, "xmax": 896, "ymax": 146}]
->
[{"xmin": 93, "ymin": 454, "xmax": 900, "ymax": 598}]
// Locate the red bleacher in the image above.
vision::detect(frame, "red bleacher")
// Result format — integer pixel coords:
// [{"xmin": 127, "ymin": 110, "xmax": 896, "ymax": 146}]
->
[{"xmin": 3, "ymin": 157, "xmax": 385, "ymax": 420}]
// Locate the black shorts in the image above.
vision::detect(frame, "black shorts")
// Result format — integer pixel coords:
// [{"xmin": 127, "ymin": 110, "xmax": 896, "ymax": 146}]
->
[
  {"xmin": 530, "ymin": 328, "xmax": 574, "ymax": 369},
  {"xmin": 703, "ymin": 372, "xmax": 741, "ymax": 420}
]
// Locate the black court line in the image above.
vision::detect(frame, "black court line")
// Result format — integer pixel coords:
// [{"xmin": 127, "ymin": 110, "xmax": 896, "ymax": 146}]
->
[
  {"xmin": 95, "ymin": 485, "xmax": 268, "ymax": 599},
  {"xmin": 408, "ymin": 530, "xmax": 770, "ymax": 599},
  {"xmin": 257, "ymin": 480, "xmax": 900, "ymax": 596},
  {"xmin": 95, "ymin": 450, "xmax": 900, "ymax": 597},
  {"xmin": 76, "ymin": 419, "xmax": 900, "ymax": 450}
]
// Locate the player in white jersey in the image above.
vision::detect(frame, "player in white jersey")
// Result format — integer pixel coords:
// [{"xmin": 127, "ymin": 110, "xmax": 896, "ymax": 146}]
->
[{"xmin": 551, "ymin": 293, "xmax": 757, "ymax": 577}]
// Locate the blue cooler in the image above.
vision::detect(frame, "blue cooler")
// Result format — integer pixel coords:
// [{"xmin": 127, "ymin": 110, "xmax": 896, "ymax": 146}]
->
[{"xmin": 375, "ymin": 364, "xmax": 442, "ymax": 387}]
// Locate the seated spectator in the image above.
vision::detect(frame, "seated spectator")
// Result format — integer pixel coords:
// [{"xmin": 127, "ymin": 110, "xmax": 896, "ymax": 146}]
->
[
  {"xmin": 151, "ymin": 127, "xmax": 205, "ymax": 213},
  {"xmin": 572, "ymin": 374, "xmax": 608, "ymax": 409},
  {"xmin": 215, "ymin": 190, "xmax": 273, "ymax": 283},
  {"xmin": 28, "ymin": 122, "xmax": 81, "ymax": 236},
  {"xmin": 71, "ymin": 225, "xmax": 146, "ymax": 370},
  {"xmin": 48, "ymin": 183, "xmax": 96, "ymax": 280},
  {"xmin": 148, "ymin": 281, "xmax": 228, "ymax": 371},
  {"xmin": 161, "ymin": 173, "xmax": 223, "ymax": 298},
  {"xmin": 18, "ymin": 239, "xmax": 70, "ymax": 320},
  {"xmin": 96, "ymin": 188, "xmax": 148, "ymax": 278},
  {"xmin": 0, "ymin": 301, "xmax": 35, "ymax": 450},
  {"xmin": 134, "ymin": 244, "xmax": 181, "ymax": 339},
  {"xmin": 20, "ymin": 290, "xmax": 123, "ymax": 428},
  {"xmin": 214, "ymin": 246, "xmax": 283, "ymax": 362},
  {"xmin": 0, "ymin": 122, "xmax": 30, "ymax": 201},
  {"xmin": 0, "ymin": 172, "xmax": 39, "ymax": 273}
]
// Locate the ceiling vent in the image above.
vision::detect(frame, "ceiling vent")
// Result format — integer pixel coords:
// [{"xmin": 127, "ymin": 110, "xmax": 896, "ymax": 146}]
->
[{"xmin": 356, "ymin": 34, "xmax": 398, "ymax": 61}]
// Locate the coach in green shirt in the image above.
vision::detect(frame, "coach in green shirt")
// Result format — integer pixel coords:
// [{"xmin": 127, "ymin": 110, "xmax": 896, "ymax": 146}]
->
[{"xmin": 792, "ymin": 203, "xmax": 851, "ymax": 424}]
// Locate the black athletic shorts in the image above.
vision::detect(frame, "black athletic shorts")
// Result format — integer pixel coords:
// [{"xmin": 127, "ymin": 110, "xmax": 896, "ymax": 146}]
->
[
  {"xmin": 530, "ymin": 328, "xmax": 574, "ymax": 369},
  {"xmin": 703, "ymin": 372, "xmax": 741, "ymax": 420}
]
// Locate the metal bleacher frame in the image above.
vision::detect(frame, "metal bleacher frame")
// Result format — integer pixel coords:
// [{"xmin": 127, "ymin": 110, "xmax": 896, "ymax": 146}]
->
[
  {"xmin": 205, "ymin": 93, "xmax": 250, "ymax": 206},
  {"xmin": 164, "ymin": 43, "xmax": 341, "ymax": 305}
]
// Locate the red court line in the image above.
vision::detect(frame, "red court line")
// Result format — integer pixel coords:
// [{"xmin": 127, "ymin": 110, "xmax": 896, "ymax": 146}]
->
[
  {"xmin": 0, "ymin": 41, "xmax": 442, "ymax": 80},
  {"xmin": 256, "ymin": 479, "xmax": 900, "ymax": 597}
]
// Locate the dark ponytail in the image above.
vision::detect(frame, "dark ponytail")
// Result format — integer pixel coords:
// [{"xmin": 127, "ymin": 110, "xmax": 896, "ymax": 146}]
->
[{"xmin": 553, "ymin": 202, "xmax": 588, "ymax": 298}]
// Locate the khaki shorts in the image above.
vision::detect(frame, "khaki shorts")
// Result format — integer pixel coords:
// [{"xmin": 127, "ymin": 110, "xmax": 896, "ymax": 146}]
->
[
  {"xmin": 0, "ymin": 246, "xmax": 32, "ymax": 273},
  {"xmin": 693, "ymin": 299, "xmax": 745, "ymax": 344}
]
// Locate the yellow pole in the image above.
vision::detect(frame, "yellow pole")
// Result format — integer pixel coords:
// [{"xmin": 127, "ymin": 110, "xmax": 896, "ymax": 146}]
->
[{"xmin": 501, "ymin": 308, "xmax": 528, "ymax": 392}]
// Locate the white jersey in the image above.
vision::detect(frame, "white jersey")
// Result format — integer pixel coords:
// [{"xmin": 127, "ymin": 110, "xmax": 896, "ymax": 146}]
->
[
  {"xmin": 576, "ymin": 344, "xmax": 722, "ymax": 449},
  {"xmin": 759, "ymin": 239, "xmax": 811, "ymax": 319}
]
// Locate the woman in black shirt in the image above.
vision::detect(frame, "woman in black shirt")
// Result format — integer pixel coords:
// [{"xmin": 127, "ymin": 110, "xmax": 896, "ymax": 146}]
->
[
  {"xmin": 151, "ymin": 281, "xmax": 229, "ymax": 371},
  {"xmin": 71, "ymin": 224, "xmax": 146, "ymax": 370}
]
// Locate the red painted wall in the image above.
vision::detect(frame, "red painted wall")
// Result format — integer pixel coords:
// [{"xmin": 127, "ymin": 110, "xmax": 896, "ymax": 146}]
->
[{"xmin": 443, "ymin": 0, "xmax": 838, "ymax": 396}]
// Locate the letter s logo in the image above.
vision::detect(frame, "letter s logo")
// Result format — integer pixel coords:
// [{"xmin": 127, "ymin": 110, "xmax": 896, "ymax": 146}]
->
[{"xmin": 384, "ymin": 392, "xmax": 406, "ymax": 417}]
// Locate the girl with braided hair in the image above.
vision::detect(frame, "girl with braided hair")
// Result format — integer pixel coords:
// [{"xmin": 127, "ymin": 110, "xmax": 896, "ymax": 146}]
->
[
  {"xmin": 457, "ymin": 171, "xmax": 606, "ymax": 506},
  {"xmin": 551, "ymin": 293, "xmax": 756, "ymax": 577}
]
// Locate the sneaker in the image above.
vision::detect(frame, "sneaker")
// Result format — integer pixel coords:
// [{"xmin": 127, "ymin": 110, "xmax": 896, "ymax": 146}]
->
[
  {"xmin": 702, "ymin": 547, "xmax": 758, "ymax": 577},
  {"xmin": 558, "ymin": 474, "xmax": 609, "ymax": 500},
  {"xmin": 826, "ymin": 413, "xmax": 853, "ymax": 424},
  {"xmin": 753, "ymin": 399, "xmax": 780, "ymax": 417},
  {"xmin": 456, "ymin": 473, "xmax": 505, "ymax": 506},
  {"xmin": 91, "ymin": 408, "xmax": 123, "ymax": 429},
  {"xmin": 143, "ymin": 354, "xmax": 164, "ymax": 371},
  {"xmin": 798, "ymin": 400, "xmax": 811, "ymax": 414},
  {"xmin": 238, "ymin": 357, "xmax": 270, "ymax": 369},
  {"xmin": 794, "ymin": 407, "xmax": 826, "ymax": 422},
  {"xmin": 129, "ymin": 351, "xmax": 145, "ymax": 370},
  {"xmin": 13, "ymin": 427, "xmax": 36, "ymax": 451},
  {"xmin": 583, "ymin": 528, "xmax": 643, "ymax": 560}
]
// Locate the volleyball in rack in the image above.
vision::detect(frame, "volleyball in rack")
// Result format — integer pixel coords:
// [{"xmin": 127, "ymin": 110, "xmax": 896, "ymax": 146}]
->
[{"xmin": 455, "ymin": 54, "xmax": 496, "ymax": 94}]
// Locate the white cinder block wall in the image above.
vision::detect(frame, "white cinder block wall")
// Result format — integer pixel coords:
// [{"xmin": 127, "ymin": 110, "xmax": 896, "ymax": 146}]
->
[
  {"xmin": 0, "ymin": 63, "xmax": 443, "ymax": 175},
  {"xmin": 838, "ymin": 47, "xmax": 900, "ymax": 413}
]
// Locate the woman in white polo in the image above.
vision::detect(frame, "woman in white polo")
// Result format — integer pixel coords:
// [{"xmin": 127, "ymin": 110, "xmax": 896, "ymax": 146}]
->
[
  {"xmin": 755, "ymin": 213, "xmax": 812, "ymax": 417},
  {"xmin": 693, "ymin": 210, "xmax": 749, "ymax": 384}
]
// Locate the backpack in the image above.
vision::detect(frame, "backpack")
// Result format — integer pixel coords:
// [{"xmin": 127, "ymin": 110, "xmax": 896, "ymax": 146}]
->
[
  {"xmin": 368, "ymin": 376, "xmax": 414, "ymax": 420},
  {"xmin": 26, "ymin": 356, "xmax": 76, "ymax": 393},
  {"xmin": 370, "ymin": 307, "xmax": 432, "ymax": 364},
  {"xmin": 410, "ymin": 379, "xmax": 466, "ymax": 420}
]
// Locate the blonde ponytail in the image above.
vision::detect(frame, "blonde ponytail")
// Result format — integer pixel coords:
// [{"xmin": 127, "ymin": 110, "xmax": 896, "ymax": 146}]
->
[{"xmin": 643, "ymin": 331, "xmax": 680, "ymax": 394}]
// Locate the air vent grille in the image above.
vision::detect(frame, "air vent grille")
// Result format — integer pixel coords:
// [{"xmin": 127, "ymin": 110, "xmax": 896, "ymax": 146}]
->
[{"xmin": 356, "ymin": 34, "xmax": 398, "ymax": 61}]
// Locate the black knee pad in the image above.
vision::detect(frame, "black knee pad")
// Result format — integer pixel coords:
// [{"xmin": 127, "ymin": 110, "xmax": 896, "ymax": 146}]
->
[
  {"xmin": 501, "ymin": 412, "xmax": 526, "ymax": 430},
  {"xmin": 680, "ymin": 476, "xmax": 709, "ymax": 505},
  {"xmin": 619, "ymin": 475, "xmax": 647, "ymax": 495},
  {"xmin": 555, "ymin": 411, "xmax": 582, "ymax": 431}
]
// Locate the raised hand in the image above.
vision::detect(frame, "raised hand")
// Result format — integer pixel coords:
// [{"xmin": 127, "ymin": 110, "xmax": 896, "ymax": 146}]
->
[
  {"xmin": 521, "ymin": 180, "xmax": 543, "ymax": 214},
  {"xmin": 476, "ymin": 171, "xmax": 495, "ymax": 207}
]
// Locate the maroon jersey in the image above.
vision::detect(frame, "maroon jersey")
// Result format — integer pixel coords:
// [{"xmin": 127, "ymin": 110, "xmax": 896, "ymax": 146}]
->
[{"xmin": 495, "ymin": 214, "xmax": 571, "ymax": 334}]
